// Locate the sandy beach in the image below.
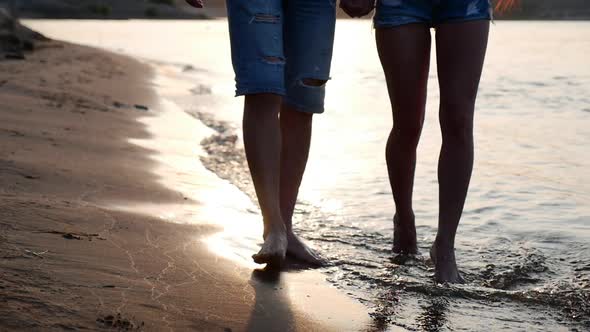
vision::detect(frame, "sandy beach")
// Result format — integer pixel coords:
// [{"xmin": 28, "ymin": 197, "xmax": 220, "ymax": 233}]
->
[{"xmin": 0, "ymin": 39, "xmax": 371, "ymax": 331}]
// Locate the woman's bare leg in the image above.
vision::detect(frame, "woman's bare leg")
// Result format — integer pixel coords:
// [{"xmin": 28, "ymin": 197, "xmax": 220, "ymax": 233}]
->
[
  {"xmin": 376, "ymin": 24, "xmax": 431, "ymax": 254},
  {"xmin": 431, "ymin": 20, "xmax": 489, "ymax": 283}
]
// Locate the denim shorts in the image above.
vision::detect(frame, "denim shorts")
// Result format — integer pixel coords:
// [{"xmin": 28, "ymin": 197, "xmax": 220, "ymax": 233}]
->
[
  {"xmin": 374, "ymin": 0, "xmax": 492, "ymax": 28},
  {"xmin": 226, "ymin": 0, "xmax": 336, "ymax": 114}
]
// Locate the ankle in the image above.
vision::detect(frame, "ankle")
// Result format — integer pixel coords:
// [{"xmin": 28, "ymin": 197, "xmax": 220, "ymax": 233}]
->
[
  {"xmin": 394, "ymin": 211, "xmax": 415, "ymax": 226},
  {"xmin": 263, "ymin": 222, "xmax": 286, "ymax": 239},
  {"xmin": 433, "ymin": 236, "xmax": 455, "ymax": 253},
  {"xmin": 282, "ymin": 219, "xmax": 293, "ymax": 234}
]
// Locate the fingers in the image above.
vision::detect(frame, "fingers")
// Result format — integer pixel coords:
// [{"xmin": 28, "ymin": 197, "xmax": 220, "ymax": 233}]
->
[
  {"xmin": 185, "ymin": 0, "xmax": 203, "ymax": 8},
  {"xmin": 340, "ymin": 0, "xmax": 375, "ymax": 18},
  {"xmin": 341, "ymin": 6, "xmax": 374, "ymax": 18}
]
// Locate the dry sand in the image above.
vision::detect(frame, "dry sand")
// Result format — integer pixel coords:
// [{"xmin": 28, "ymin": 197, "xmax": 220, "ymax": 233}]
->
[{"xmin": 0, "ymin": 40, "xmax": 371, "ymax": 331}]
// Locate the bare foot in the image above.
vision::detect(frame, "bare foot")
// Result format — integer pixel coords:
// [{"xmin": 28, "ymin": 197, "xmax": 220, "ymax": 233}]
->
[
  {"xmin": 286, "ymin": 232, "xmax": 325, "ymax": 266},
  {"xmin": 252, "ymin": 228, "xmax": 287, "ymax": 268},
  {"xmin": 393, "ymin": 213, "xmax": 418, "ymax": 254},
  {"xmin": 430, "ymin": 240, "xmax": 464, "ymax": 284}
]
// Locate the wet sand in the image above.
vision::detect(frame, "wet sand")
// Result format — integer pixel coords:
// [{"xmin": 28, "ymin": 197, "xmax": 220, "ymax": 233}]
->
[{"xmin": 0, "ymin": 40, "xmax": 370, "ymax": 331}]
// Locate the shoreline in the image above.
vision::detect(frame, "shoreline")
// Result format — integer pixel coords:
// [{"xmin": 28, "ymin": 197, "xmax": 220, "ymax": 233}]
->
[{"xmin": 0, "ymin": 38, "xmax": 371, "ymax": 330}]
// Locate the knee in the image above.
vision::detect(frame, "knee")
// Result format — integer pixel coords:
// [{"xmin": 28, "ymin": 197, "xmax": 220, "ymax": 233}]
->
[
  {"xmin": 281, "ymin": 103, "xmax": 313, "ymax": 127},
  {"xmin": 392, "ymin": 121, "xmax": 423, "ymax": 148},
  {"xmin": 440, "ymin": 101, "xmax": 474, "ymax": 144},
  {"xmin": 244, "ymin": 93, "xmax": 282, "ymax": 112},
  {"xmin": 392, "ymin": 106, "xmax": 424, "ymax": 149}
]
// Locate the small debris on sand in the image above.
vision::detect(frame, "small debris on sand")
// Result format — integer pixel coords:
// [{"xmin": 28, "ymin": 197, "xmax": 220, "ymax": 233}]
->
[
  {"xmin": 113, "ymin": 101, "xmax": 129, "ymax": 108},
  {"xmin": 96, "ymin": 313, "xmax": 144, "ymax": 331},
  {"xmin": 133, "ymin": 104, "xmax": 149, "ymax": 111},
  {"xmin": 38, "ymin": 230, "xmax": 101, "ymax": 241},
  {"xmin": 62, "ymin": 233, "xmax": 82, "ymax": 240}
]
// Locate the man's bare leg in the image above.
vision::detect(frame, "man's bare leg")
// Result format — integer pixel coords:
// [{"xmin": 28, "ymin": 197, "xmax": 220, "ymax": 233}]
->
[
  {"xmin": 376, "ymin": 24, "xmax": 431, "ymax": 255},
  {"xmin": 431, "ymin": 20, "xmax": 489, "ymax": 283},
  {"xmin": 279, "ymin": 100, "xmax": 324, "ymax": 265},
  {"xmin": 244, "ymin": 94, "xmax": 288, "ymax": 267}
]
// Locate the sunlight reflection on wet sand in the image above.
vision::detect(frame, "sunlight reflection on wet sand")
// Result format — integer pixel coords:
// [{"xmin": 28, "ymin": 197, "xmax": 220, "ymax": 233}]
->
[{"xmin": 105, "ymin": 93, "xmax": 262, "ymax": 269}]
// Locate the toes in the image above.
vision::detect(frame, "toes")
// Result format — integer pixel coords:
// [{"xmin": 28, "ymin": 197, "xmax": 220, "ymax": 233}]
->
[
  {"xmin": 391, "ymin": 253, "xmax": 410, "ymax": 265},
  {"xmin": 314, "ymin": 257, "xmax": 328, "ymax": 267},
  {"xmin": 252, "ymin": 251, "xmax": 285, "ymax": 266},
  {"xmin": 285, "ymin": 248, "xmax": 325, "ymax": 266},
  {"xmin": 266, "ymin": 255, "xmax": 284, "ymax": 268},
  {"xmin": 433, "ymin": 268, "xmax": 464, "ymax": 284},
  {"xmin": 252, "ymin": 253, "xmax": 266, "ymax": 264},
  {"xmin": 303, "ymin": 255, "xmax": 326, "ymax": 267},
  {"xmin": 284, "ymin": 233, "xmax": 327, "ymax": 266}
]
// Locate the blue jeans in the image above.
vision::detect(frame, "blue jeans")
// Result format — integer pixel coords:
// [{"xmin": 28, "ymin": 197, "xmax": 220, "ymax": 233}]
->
[
  {"xmin": 226, "ymin": 0, "xmax": 336, "ymax": 113},
  {"xmin": 374, "ymin": 0, "xmax": 492, "ymax": 28}
]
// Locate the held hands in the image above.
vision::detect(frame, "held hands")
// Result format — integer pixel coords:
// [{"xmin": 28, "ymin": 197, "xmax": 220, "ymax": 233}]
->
[
  {"xmin": 185, "ymin": 0, "xmax": 203, "ymax": 8},
  {"xmin": 340, "ymin": 0, "xmax": 375, "ymax": 18}
]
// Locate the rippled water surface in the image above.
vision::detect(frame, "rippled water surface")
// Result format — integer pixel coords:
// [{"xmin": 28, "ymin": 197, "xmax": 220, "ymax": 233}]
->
[{"xmin": 25, "ymin": 19, "xmax": 590, "ymax": 331}]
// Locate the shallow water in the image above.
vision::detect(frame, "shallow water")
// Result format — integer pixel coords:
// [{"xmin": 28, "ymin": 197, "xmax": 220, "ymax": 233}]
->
[{"xmin": 25, "ymin": 19, "xmax": 590, "ymax": 331}]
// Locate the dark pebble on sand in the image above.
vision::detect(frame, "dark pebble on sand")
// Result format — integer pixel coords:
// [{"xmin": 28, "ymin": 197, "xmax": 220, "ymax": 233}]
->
[
  {"xmin": 113, "ymin": 101, "xmax": 126, "ymax": 108},
  {"xmin": 4, "ymin": 53, "xmax": 25, "ymax": 60},
  {"xmin": 134, "ymin": 104, "xmax": 149, "ymax": 111},
  {"xmin": 224, "ymin": 328, "xmax": 232, "ymax": 332},
  {"xmin": 62, "ymin": 233, "xmax": 82, "ymax": 240},
  {"xmin": 10, "ymin": 130, "xmax": 24, "ymax": 137},
  {"xmin": 22, "ymin": 40, "xmax": 34, "ymax": 51}
]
